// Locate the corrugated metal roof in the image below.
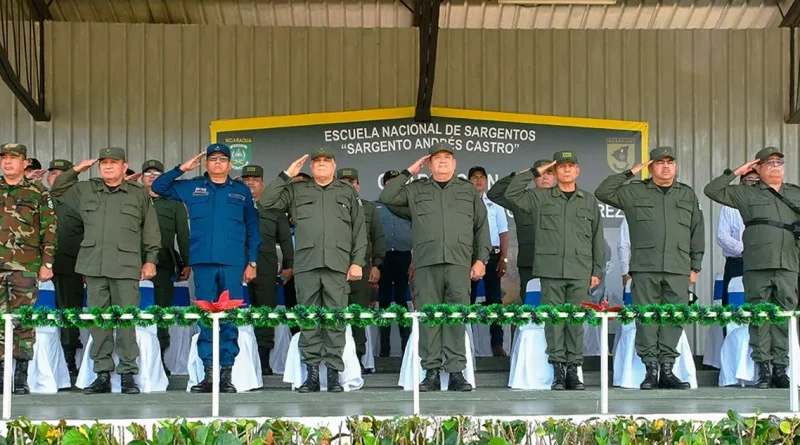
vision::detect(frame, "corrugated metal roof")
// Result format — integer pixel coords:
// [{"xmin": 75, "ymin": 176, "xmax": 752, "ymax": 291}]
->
[{"xmin": 48, "ymin": 0, "xmax": 790, "ymax": 29}]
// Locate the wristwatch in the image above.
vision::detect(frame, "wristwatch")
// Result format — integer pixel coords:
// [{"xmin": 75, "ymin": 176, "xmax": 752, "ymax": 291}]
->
[
  {"xmin": 44, "ymin": 263, "xmax": 52, "ymax": 269},
  {"xmin": 502, "ymin": 258, "xmax": 508, "ymax": 263},
  {"xmin": 248, "ymin": 262, "xmax": 257, "ymax": 268}
]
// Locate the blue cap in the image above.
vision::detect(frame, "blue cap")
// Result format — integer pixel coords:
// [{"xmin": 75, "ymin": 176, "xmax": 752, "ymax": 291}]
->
[{"xmin": 206, "ymin": 143, "xmax": 231, "ymax": 158}]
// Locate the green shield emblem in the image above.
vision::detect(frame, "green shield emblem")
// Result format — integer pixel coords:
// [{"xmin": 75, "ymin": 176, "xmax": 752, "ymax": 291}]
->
[{"xmin": 229, "ymin": 143, "xmax": 252, "ymax": 170}]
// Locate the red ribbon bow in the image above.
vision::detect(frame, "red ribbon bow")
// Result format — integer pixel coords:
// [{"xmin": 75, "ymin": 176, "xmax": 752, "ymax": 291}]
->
[
  {"xmin": 581, "ymin": 300, "xmax": 622, "ymax": 313},
  {"xmin": 194, "ymin": 290, "xmax": 245, "ymax": 312}
]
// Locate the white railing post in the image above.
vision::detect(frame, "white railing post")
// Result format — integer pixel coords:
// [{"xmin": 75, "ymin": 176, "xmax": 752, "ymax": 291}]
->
[
  {"xmin": 411, "ymin": 313, "xmax": 420, "ymax": 416},
  {"xmin": 600, "ymin": 313, "xmax": 610, "ymax": 415},
  {"xmin": 212, "ymin": 313, "xmax": 221, "ymax": 417},
  {"xmin": 2, "ymin": 314, "xmax": 12, "ymax": 420},
  {"xmin": 789, "ymin": 314, "xmax": 798, "ymax": 412}
]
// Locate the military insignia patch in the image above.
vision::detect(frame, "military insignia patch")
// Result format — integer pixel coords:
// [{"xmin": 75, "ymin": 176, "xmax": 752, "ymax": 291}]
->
[{"xmin": 607, "ymin": 138, "xmax": 636, "ymax": 173}]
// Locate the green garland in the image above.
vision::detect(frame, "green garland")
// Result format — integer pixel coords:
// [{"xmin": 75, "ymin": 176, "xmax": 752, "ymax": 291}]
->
[{"xmin": 9, "ymin": 302, "xmax": 791, "ymax": 329}]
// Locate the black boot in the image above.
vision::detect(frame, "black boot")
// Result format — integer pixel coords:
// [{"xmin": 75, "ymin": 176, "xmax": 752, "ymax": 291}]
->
[
  {"xmin": 640, "ymin": 362, "xmax": 659, "ymax": 390},
  {"xmin": 120, "ymin": 374, "xmax": 140, "ymax": 394},
  {"xmin": 419, "ymin": 370, "xmax": 440, "ymax": 392},
  {"xmin": 773, "ymin": 364, "xmax": 791, "ymax": 389},
  {"xmin": 64, "ymin": 349, "xmax": 79, "ymax": 377},
  {"xmin": 327, "ymin": 367, "xmax": 344, "ymax": 393},
  {"xmin": 447, "ymin": 372, "xmax": 472, "ymax": 391},
  {"xmin": 190, "ymin": 367, "xmax": 214, "ymax": 393},
  {"xmin": 756, "ymin": 362, "xmax": 772, "ymax": 389},
  {"xmin": 258, "ymin": 348, "xmax": 273, "ymax": 376},
  {"xmin": 658, "ymin": 363, "xmax": 690, "ymax": 389},
  {"xmin": 565, "ymin": 363, "xmax": 584, "ymax": 391},
  {"xmin": 298, "ymin": 365, "xmax": 320, "ymax": 393},
  {"xmin": 13, "ymin": 360, "xmax": 29, "ymax": 395},
  {"xmin": 379, "ymin": 327, "xmax": 391, "ymax": 357},
  {"xmin": 551, "ymin": 363, "xmax": 566, "ymax": 391},
  {"xmin": 219, "ymin": 366, "xmax": 237, "ymax": 393},
  {"xmin": 84, "ymin": 371, "xmax": 112, "ymax": 394}
]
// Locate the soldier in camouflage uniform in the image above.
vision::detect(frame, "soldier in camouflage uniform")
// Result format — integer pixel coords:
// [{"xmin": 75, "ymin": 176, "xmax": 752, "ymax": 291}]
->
[
  {"xmin": 47, "ymin": 159, "xmax": 85, "ymax": 376},
  {"xmin": 0, "ymin": 143, "xmax": 57, "ymax": 395}
]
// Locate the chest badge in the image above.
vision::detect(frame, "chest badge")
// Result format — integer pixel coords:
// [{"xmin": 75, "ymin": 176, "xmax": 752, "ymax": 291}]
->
[{"xmin": 193, "ymin": 187, "xmax": 208, "ymax": 196}]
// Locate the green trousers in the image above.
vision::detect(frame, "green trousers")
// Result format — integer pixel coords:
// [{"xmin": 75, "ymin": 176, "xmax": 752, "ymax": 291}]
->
[
  {"xmin": 248, "ymin": 259, "xmax": 279, "ymax": 350},
  {"xmin": 295, "ymin": 268, "xmax": 348, "ymax": 372},
  {"xmin": 348, "ymin": 274, "xmax": 371, "ymax": 358},
  {"xmin": 744, "ymin": 269, "xmax": 799, "ymax": 367},
  {"xmin": 86, "ymin": 276, "xmax": 140, "ymax": 374},
  {"xmin": 151, "ymin": 266, "xmax": 174, "ymax": 351},
  {"xmin": 631, "ymin": 272, "xmax": 687, "ymax": 364},
  {"xmin": 54, "ymin": 271, "xmax": 84, "ymax": 351},
  {"xmin": 541, "ymin": 278, "xmax": 587, "ymax": 365},
  {"xmin": 414, "ymin": 264, "xmax": 470, "ymax": 373},
  {"xmin": 518, "ymin": 266, "xmax": 533, "ymax": 303}
]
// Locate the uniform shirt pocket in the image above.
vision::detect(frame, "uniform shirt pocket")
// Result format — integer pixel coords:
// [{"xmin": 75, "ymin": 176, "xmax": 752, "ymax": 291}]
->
[
  {"xmin": 748, "ymin": 198, "xmax": 771, "ymax": 220},
  {"xmin": 634, "ymin": 200, "xmax": 655, "ymax": 221},
  {"xmin": 227, "ymin": 194, "xmax": 246, "ymax": 222},
  {"xmin": 540, "ymin": 205, "xmax": 561, "ymax": 231},
  {"xmin": 413, "ymin": 193, "xmax": 435, "ymax": 216},
  {"xmin": 13, "ymin": 197, "xmax": 37, "ymax": 227},
  {"xmin": 120, "ymin": 203, "xmax": 142, "ymax": 232},
  {"xmin": 675, "ymin": 200, "xmax": 694, "ymax": 227},
  {"xmin": 294, "ymin": 196, "xmax": 316, "ymax": 220},
  {"xmin": 336, "ymin": 195, "xmax": 352, "ymax": 223}
]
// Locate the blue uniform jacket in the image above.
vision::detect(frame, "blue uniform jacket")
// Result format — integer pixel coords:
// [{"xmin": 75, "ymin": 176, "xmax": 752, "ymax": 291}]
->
[{"xmin": 152, "ymin": 166, "xmax": 261, "ymax": 267}]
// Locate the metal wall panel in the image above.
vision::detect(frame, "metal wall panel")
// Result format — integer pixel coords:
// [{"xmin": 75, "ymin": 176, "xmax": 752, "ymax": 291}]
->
[{"xmin": 0, "ymin": 23, "xmax": 793, "ymax": 350}]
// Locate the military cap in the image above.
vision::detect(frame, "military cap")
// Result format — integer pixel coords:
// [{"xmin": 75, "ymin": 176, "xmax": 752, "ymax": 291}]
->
[
  {"xmin": 142, "ymin": 160, "xmax": 164, "ymax": 173},
  {"xmin": 206, "ymin": 143, "xmax": 231, "ymax": 158},
  {"xmin": 533, "ymin": 159, "xmax": 552, "ymax": 169},
  {"xmin": 649, "ymin": 146, "xmax": 676, "ymax": 162},
  {"xmin": 241, "ymin": 165, "xmax": 264, "ymax": 178},
  {"xmin": 98, "ymin": 147, "xmax": 126, "ymax": 161},
  {"xmin": 337, "ymin": 168, "xmax": 358, "ymax": 180},
  {"xmin": 428, "ymin": 142, "xmax": 454, "ymax": 156},
  {"xmin": 553, "ymin": 150, "xmax": 578, "ymax": 165},
  {"xmin": 468, "ymin": 166, "xmax": 487, "ymax": 179},
  {"xmin": 755, "ymin": 146, "xmax": 784, "ymax": 162},
  {"xmin": 48, "ymin": 159, "xmax": 73, "ymax": 171},
  {"xmin": 310, "ymin": 147, "xmax": 336, "ymax": 160},
  {"xmin": 383, "ymin": 170, "xmax": 400, "ymax": 185},
  {"xmin": 26, "ymin": 158, "xmax": 42, "ymax": 170},
  {"xmin": 0, "ymin": 143, "xmax": 27, "ymax": 158}
]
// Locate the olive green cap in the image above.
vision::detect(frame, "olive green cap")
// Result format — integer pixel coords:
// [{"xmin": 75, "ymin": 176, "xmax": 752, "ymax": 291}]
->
[
  {"xmin": 48, "ymin": 159, "xmax": 73, "ymax": 171},
  {"xmin": 337, "ymin": 168, "xmax": 358, "ymax": 180},
  {"xmin": 241, "ymin": 164, "xmax": 264, "ymax": 178},
  {"xmin": 649, "ymin": 146, "xmax": 676, "ymax": 162},
  {"xmin": 98, "ymin": 147, "xmax": 126, "ymax": 161},
  {"xmin": 310, "ymin": 147, "xmax": 336, "ymax": 160},
  {"xmin": 142, "ymin": 160, "xmax": 164, "ymax": 172},
  {"xmin": 428, "ymin": 142, "xmax": 454, "ymax": 156},
  {"xmin": 553, "ymin": 150, "xmax": 578, "ymax": 165},
  {"xmin": 755, "ymin": 146, "xmax": 784, "ymax": 162},
  {"xmin": 0, "ymin": 143, "xmax": 27, "ymax": 158},
  {"xmin": 533, "ymin": 159, "xmax": 552, "ymax": 169}
]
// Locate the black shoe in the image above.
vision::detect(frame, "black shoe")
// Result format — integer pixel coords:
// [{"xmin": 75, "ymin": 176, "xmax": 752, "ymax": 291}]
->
[
  {"xmin": 13, "ymin": 360, "xmax": 29, "ymax": 395},
  {"xmin": 447, "ymin": 372, "xmax": 472, "ymax": 391},
  {"xmin": 658, "ymin": 363, "xmax": 690, "ymax": 389},
  {"xmin": 190, "ymin": 367, "xmax": 214, "ymax": 393},
  {"xmin": 565, "ymin": 363, "xmax": 584, "ymax": 391},
  {"xmin": 773, "ymin": 364, "xmax": 791, "ymax": 389},
  {"xmin": 64, "ymin": 349, "xmax": 79, "ymax": 377},
  {"xmin": 120, "ymin": 374, "xmax": 140, "ymax": 394},
  {"xmin": 640, "ymin": 362, "xmax": 659, "ymax": 390},
  {"xmin": 298, "ymin": 365, "xmax": 320, "ymax": 393},
  {"xmin": 327, "ymin": 367, "xmax": 344, "ymax": 393},
  {"xmin": 258, "ymin": 348, "xmax": 273, "ymax": 376},
  {"xmin": 419, "ymin": 370, "xmax": 440, "ymax": 392},
  {"xmin": 551, "ymin": 363, "xmax": 566, "ymax": 391},
  {"xmin": 84, "ymin": 371, "xmax": 112, "ymax": 394},
  {"xmin": 219, "ymin": 366, "xmax": 237, "ymax": 393},
  {"xmin": 756, "ymin": 362, "xmax": 772, "ymax": 389}
]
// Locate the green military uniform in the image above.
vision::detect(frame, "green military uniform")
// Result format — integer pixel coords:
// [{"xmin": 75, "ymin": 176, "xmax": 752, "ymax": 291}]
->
[
  {"xmin": 704, "ymin": 147, "xmax": 800, "ymax": 377},
  {"xmin": 337, "ymin": 168, "xmax": 386, "ymax": 361},
  {"xmin": 487, "ymin": 159, "xmax": 551, "ymax": 300},
  {"xmin": 241, "ymin": 165, "xmax": 295, "ymax": 359},
  {"xmin": 595, "ymin": 147, "xmax": 704, "ymax": 368},
  {"xmin": 504, "ymin": 152, "xmax": 605, "ymax": 373},
  {"xmin": 48, "ymin": 160, "xmax": 86, "ymax": 354},
  {"xmin": 51, "ymin": 147, "xmax": 161, "ymax": 376},
  {"xmin": 0, "ymin": 144, "xmax": 57, "ymax": 364},
  {"xmin": 260, "ymin": 149, "xmax": 367, "ymax": 374},
  {"xmin": 379, "ymin": 143, "xmax": 490, "ymax": 378},
  {"xmin": 141, "ymin": 160, "xmax": 190, "ymax": 355}
]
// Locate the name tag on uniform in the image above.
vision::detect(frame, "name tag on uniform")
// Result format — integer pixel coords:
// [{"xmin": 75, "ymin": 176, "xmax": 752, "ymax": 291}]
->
[
  {"xmin": 228, "ymin": 193, "xmax": 245, "ymax": 201},
  {"xmin": 193, "ymin": 187, "xmax": 208, "ymax": 196}
]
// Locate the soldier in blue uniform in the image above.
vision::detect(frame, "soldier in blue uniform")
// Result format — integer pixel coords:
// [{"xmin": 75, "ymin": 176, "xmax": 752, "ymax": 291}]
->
[{"xmin": 152, "ymin": 144, "xmax": 261, "ymax": 393}]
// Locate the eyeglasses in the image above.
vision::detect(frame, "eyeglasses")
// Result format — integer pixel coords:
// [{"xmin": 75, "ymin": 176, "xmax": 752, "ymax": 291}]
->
[
  {"xmin": 761, "ymin": 158, "xmax": 785, "ymax": 167},
  {"xmin": 142, "ymin": 172, "xmax": 162, "ymax": 177},
  {"xmin": 207, "ymin": 156, "xmax": 229, "ymax": 163}
]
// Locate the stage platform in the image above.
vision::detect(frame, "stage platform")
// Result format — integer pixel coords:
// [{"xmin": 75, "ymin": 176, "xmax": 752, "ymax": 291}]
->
[{"xmin": 5, "ymin": 357, "xmax": 794, "ymax": 420}]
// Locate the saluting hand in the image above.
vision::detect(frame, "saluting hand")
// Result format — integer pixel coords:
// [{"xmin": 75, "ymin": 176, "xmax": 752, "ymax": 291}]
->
[
  {"xmin": 286, "ymin": 155, "xmax": 309, "ymax": 177},
  {"xmin": 180, "ymin": 152, "xmax": 206, "ymax": 172},
  {"xmin": 73, "ymin": 159, "xmax": 97, "ymax": 173},
  {"xmin": 125, "ymin": 172, "xmax": 142, "ymax": 181},
  {"xmin": 535, "ymin": 161, "xmax": 557, "ymax": 175},
  {"xmin": 141, "ymin": 263, "xmax": 156, "ymax": 281},
  {"xmin": 470, "ymin": 260, "xmax": 486, "ymax": 281},
  {"xmin": 630, "ymin": 160, "xmax": 653, "ymax": 176},
  {"xmin": 734, "ymin": 160, "xmax": 760, "ymax": 176},
  {"xmin": 25, "ymin": 169, "xmax": 47, "ymax": 181},
  {"xmin": 407, "ymin": 155, "xmax": 430, "ymax": 175},
  {"xmin": 347, "ymin": 264, "xmax": 363, "ymax": 281}
]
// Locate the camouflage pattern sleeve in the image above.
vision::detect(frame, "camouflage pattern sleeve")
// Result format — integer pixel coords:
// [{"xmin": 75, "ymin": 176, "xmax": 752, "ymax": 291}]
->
[{"xmin": 38, "ymin": 188, "xmax": 56, "ymax": 266}]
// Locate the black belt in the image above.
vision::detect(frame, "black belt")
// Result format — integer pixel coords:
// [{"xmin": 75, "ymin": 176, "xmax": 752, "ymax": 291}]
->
[
  {"xmin": 490, "ymin": 246, "xmax": 501, "ymax": 255},
  {"xmin": 745, "ymin": 218, "xmax": 800, "ymax": 240}
]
